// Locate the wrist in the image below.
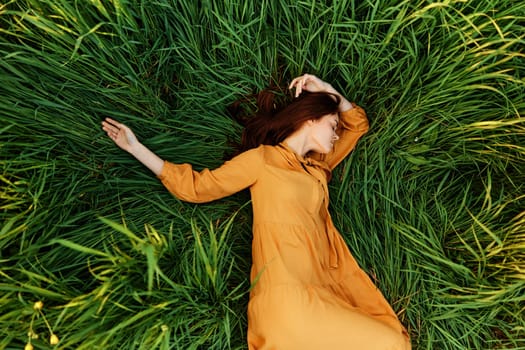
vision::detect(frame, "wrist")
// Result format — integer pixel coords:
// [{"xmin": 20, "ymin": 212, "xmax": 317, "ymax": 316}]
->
[
  {"xmin": 127, "ymin": 141, "xmax": 144, "ymax": 156},
  {"xmin": 326, "ymin": 86, "xmax": 353, "ymax": 112},
  {"xmin": 319, "ymin": 82, "xmax": 353, "ymax": 112},
  {"xmin": 324, "ymin": 83, "xmax": 337, "ymax": 95},
  {"xmin": 338, "ymin": 99, "xmax": 354, "ymax": 112}
]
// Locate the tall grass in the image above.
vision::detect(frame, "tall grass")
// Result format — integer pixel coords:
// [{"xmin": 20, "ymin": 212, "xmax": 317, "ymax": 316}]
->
[{"xmin": 1, "ymin": 0, "xmax": 524, "ymax": 349}]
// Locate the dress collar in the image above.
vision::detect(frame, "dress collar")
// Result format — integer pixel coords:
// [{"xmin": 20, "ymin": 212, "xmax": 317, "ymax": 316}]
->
[
  {"xmin": 277, "ymin": 141, "xmax": 331, "ymax": 169},
  {"xmin": 278, "ymin": 141, "xmax": 311, "ymax": 165}
]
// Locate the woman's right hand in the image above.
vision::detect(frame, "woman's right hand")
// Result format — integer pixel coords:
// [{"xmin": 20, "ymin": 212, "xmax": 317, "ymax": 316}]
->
[{"xmin": 102, "ymin": 117, "xmax": 139, "ymax": 153}]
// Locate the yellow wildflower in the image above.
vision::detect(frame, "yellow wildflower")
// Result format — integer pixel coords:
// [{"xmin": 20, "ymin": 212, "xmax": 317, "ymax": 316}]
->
[
  {"xmin": 33, "ymin": 301, "xmax": 44, "ymax": 311},
  {"xmin": 50, "ymin": 333, "xmax": 59, "ymax": 345}
]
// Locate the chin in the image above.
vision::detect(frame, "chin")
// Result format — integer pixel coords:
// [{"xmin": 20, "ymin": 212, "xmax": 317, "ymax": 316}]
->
[
  {"xmin": 312, "ymin": 142, "xmax": 333, "ymax": 154},
  {"xmin": 325, "ymin": 143, "xmax": 335, "ymax": 153},
  {"xmin": 317, "ymin": 145, "xmax": 332, "ymax": 154}
]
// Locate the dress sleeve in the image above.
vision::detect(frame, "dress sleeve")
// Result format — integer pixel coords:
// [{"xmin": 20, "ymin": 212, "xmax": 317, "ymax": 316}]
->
[
  {"xmin": 157, "ymin": 146, "xmax": 264, "ymax": 203},
  {"xmin": 311, "ymin": 103, "xmax": 369, "ymax": 170}
]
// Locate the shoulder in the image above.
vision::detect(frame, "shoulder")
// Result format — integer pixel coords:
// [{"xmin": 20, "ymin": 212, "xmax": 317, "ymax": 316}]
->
[
  {"xmin": 227, "ymin": 144, "xmax": 267, "ymax": 165},
  {"xmin": 238, "ymin": 144, "xmax": 267, "ymax": 158},
  {"xmin": 259, "ymin": 144, "xmax": 284, "ymax": 163},
  {"xmin": 234, "ymin": 144, "xmax": 285, "ymax": 168},
  {"xmin": 234, "ymin": 144, "xmax": 306, "ymax": 169}
]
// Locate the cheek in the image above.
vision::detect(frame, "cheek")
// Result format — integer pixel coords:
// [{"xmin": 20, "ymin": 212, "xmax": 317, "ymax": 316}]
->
[
  {"xmin": 316, "ymin": 128, "xmax": 331, "ymax": 141},
  {"xmin": 326, "ymin": 126, "xmax": 336, "ymax": 139}
]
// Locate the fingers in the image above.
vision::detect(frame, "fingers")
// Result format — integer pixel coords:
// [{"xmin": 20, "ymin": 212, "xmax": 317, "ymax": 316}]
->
[
  {"xmin": 289, "ymin": 74, "xmax": 317, "ymax": 97},
  {"xmin": 102, "ymin": 118, "xmax": 128, "ymax": 131},
  {"xmin": 288, "ymin": 75, "xmax": 304, "ymax": 89},
  {"xmin": 289, "ymin": 75, "xmax": 305, "ymax": 97},
  {"xmin": 102, "ymin": 117, "xmax": 123, "ymax": 130},
  {"xmin": 102, "ymin": 118, "xmax": 125, "ymax": 141}
]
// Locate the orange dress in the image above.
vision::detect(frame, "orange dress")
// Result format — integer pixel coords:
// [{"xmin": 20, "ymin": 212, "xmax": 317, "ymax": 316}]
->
[{"xmin": 158, "ymin": 104, "xmax": 411, "ymax": 350}]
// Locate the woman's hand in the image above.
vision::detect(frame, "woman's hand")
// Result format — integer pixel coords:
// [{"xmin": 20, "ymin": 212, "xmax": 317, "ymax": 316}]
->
[
  {"xmin": 289, "ymin": 74, "xmax": 332, "ymax": 97},
  {"xmin": 101, "ymin": 117, "xmax": 164, "ymax": 175},
  {"xmin": 289, "ymin": 74, "xmax": 353, "ymax": 112},
  {"xmin": 102, "ymin": 117, "xmax": 139, "ymax": 153}
]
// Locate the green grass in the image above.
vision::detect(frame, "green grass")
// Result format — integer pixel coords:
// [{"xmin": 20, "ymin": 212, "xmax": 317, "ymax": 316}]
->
[{"xmin": 1, "ymin": 0, "xmax": 524, "ymax": 349}]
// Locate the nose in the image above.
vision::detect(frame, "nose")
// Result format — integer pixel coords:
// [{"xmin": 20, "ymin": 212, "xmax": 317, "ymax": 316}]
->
[{"xmin": 332, "ymin": 133, "xmax": 339, "ymax": 141}]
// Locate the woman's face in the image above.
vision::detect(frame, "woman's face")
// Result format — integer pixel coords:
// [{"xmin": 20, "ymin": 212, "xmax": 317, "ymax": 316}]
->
[{"xmin": 309, "ymin": 113, "xmax": 339, "ymax": 154}]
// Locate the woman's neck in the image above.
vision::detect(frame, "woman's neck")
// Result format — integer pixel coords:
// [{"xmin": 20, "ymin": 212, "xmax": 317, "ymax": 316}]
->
[{"xmin": 283, "ymin": 130, "xmax": 310, "ymax": 157}]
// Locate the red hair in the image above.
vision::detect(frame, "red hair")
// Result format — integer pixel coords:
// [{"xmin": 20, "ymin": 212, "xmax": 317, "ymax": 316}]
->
[{"xmin": 229, "ymin": 89, "xmax": 340, "ymax": 153}]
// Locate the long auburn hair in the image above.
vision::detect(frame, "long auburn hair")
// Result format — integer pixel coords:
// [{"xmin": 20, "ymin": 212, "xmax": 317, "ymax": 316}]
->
[{"xmin": 228, "ymin": 88, "xmax": 340, "ymax": 154}]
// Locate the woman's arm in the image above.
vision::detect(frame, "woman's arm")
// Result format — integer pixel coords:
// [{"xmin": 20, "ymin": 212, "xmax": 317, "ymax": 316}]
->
[
  {"xmin": 289, "ymin": 74, "xmax": 354, "ymax": 113},
  {"xmin": 318, "ymin": 105, "xmax": 369, "ymax": 169},
  {"xmin": 157, "ymin": 147, "xmax": 263, "ymax": 203},
  {"xmin": 289, "ymin": 74, "xmax": 369, "ymax": 169},
  {"xmin": 102, "ymin": 117, "xmax": 263, "ymax": 203},
  {"xmin": 102, "ymin": 118, "xmax": 164, "ymax": 176}
]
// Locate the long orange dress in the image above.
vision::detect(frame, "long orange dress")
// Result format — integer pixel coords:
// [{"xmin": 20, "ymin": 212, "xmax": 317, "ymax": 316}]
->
[{"xmin": 158, "ymin": 104, "xmax": 411, "ymax": 350}]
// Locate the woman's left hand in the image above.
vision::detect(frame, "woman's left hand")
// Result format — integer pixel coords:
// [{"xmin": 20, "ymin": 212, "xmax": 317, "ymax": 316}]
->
[
  {"xmin": 289, "ymin": 74, "xmax": 332, "ymax": 97},
  {"xmin": 289, "ymin": 73, "xmax": 354, "ymax": 112}
]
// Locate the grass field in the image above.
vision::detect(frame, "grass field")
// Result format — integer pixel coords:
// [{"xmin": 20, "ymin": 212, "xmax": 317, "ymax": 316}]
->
[{"xmin": 1, "ymin": 0, "xmax": 524, "ymax": 349}]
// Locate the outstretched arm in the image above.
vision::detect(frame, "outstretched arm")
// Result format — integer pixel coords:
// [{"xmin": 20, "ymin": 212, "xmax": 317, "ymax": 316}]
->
[
  {"xmin": 102, "ymin": 117, "xmax": 263, "ymax": 203},
  {"xmin": 101, "ymin": 118, "xmax": 164, "ymax": 176}
]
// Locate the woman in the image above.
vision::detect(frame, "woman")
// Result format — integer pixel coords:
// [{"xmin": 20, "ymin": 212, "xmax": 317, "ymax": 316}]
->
[{"xmin": 102, "ymin": 74, "xmax": 411, "ymax": 349}]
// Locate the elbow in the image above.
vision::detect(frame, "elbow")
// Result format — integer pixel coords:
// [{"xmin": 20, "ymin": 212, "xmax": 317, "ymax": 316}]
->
[
  {"xmin": 362, "ymin": 120, "xmax": 370, "ymax": 133},
  {"xmin": 168, "ymin": 189, "xmax": 219, "ymax": 204},
  {"xmin": 171, "ymin": 191, "xmax": 212, "ymax": 204}
]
